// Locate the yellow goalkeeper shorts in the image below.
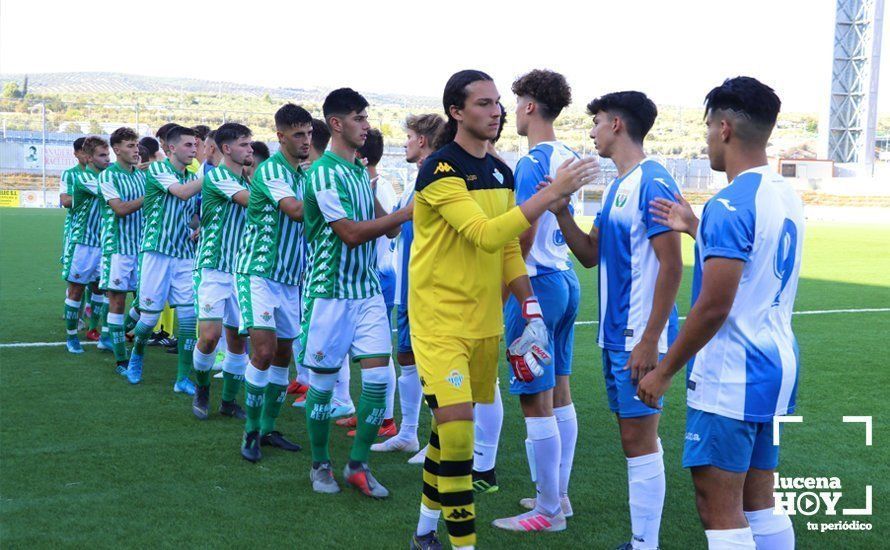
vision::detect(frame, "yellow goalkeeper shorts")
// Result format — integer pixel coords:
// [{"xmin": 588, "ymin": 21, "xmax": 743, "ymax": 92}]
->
[{"xmin": 413, "ymin": 334, "xmax": 500, "ymax": 409}]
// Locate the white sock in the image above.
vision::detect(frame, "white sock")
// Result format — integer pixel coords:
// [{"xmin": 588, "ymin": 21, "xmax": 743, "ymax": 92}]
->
[
  {"xmin": 244, "ymin": 361, "xmax": 269, "ymax": 389},
  {"xmin": 397, "ymin": 364, "xmax": 421, "ymax": 439},
  {"xmin": 554, "ymin": 403, "xmax": 578, "ymax": 496},
  {"xmin": 705, "ymin": 527, "xmax": 756, "ymax": 549},
  {"xmin": 416, "ymin": 503, "xmax": 441, "ymax": 536},
  {"xmin": 526, "ymin": 416, "xmax": 561, "ymax": 516},
  {"xmin": 268, "ymin": 364, "xmax": 290, "ymax": 386},
  {"xmin": 745, "ymin": 508, "xmax": 794, "ymax": 549},
  {"xmin": 384, "ymin": 358, "xmax": 396, "ymax": 419},
  {"xmin": 627, "ymin": 442, "xmax": 665, "ymax": 550},
  {"xmin": 127, "ymin": 306, "xmax": 140, "ymax": 324},
  {"xmin": 192, "ymin": 347, "xmax": 216, "ymax": 372},
  {"xmin": 333, "ymin": 356, "xmax": 352, "ymax": 404},
  {"xmin": 473, "ymin": 383, "xmax": 503, "ymax": 472},
  {"xmin": 222, "ymin": 351, "xmax": 248, "ymax": 376}
]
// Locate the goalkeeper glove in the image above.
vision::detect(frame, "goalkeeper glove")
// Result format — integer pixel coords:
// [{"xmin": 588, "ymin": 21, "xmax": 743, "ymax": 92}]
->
[{"xmin": 506, "ymin": 297, "xmax": 551, "ymax": 382}]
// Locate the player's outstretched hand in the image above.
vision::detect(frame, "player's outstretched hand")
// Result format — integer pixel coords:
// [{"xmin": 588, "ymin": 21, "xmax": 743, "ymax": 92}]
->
[
  {"xmin": 637, "ymin": 368, "xmax": 670, "ymax": 409},
  {"xmin": 537, "ymin": 177, "xmax": 572, "ymax": 214},
  {"xmin": 549, "ymin": 157, "xmax": 600, "ymax": 198},
  {"xmin": 625, "ymin": 338, "xmax": 659, "ymax": 385},
  {"xmin": 649, "ymin": 193, "xmax": 696, "ymax": 234}
]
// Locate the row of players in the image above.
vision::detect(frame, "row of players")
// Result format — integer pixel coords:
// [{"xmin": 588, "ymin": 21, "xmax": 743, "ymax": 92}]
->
[{"xmin": 59, "ymin": 69, "xmax": 802, "ymax": 550}]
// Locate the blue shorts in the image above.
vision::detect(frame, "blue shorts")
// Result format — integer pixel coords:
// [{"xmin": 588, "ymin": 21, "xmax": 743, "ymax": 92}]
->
[
  {"xmin": 396, "ymin": 303, "xmax": 412, "ymax": 354},
  {"xmin": 504, "ymin": 270, "xmax": 580, "ymax": 395},
  {"xmin": 379, "ymin": 268, "xmax": 395, "ymax": 322},
  {"xmin": 682, "ymin": 407, "xmax": 780, "ymax": 473},
  {"xmin": 602, "ymin": 349, "xmax": 663, "ymax": 418}
]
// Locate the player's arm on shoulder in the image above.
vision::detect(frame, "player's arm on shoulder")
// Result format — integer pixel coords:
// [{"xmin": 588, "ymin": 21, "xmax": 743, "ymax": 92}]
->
[
  {"xmin": 153, "ymin": 163, "xmax": 203, "ymax": 200},
  {"xmin": 647, "ymin": 173, "xmax": 698, "ymax": 237},
  {"xmin": 216, "ymin": 176, "xmax": 250, "ymax": 207},
  {"xmin": 59, "ymin": 173, "xmax": 73, "ymax": 208},
  {"xmin": 100, "ymin": 172, "xmax": 141, "ymax": 217},
  {"xmin": 265, "ymin": 171, "xmax": 302, "ymax": 221}
]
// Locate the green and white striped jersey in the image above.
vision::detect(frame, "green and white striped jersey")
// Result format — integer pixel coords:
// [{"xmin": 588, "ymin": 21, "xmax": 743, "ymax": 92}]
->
[
  {"xmin": 98, "ymin": 162, "xmax": 145, "ymax": 256},
  {"xmin": 70, "ymin": 165, "xmax": 104, "ymax": 248},
  {"xmin": 142, "ymin": 159, "xmax": 199, "ymax": 259},
  {"xmin": 303, "ymin": 150, "xmax": 380, "ymax": 299},
  {"xmin": 236, "ymin": 151, "xmax": 305, "ymax": 286},
  {"xmin": 196, "ymin": 164, "xmax": 249, "ymax": 273},
  {"xmin": 60, "ymin": 164, "xmax": 83, "ymax": 244}
]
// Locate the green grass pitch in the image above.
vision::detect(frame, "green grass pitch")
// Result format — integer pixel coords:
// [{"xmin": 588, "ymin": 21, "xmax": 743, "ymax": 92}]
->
[{"xmin": 1, "ymin": 207, "xmax": 887, "ymax": 548}]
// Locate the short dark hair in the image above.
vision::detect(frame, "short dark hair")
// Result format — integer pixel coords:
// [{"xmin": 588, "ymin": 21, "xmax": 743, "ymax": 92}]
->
[
  {"xmin": 138, "ymin": 136, "xmax": 160, "ymax": 158},
  {"xmin": 512, "ymin": 69, "xmax": 572, "ymax": 120},
  {"xmin": 704, "ymin": 76, "xmax": 781, "ymax": 145},
  {"xmin": 357, "ymin": 129, "xmax": 384, "ymax": 166},
  {"xmin": 138, "ymin": 144, "xmax": 150, "ymax": 162},
  {"xmin": 311, "ymin": 118, "xmax": 330, "ymax": 153},
  {"xmin": 586, "ymin": 91, "xmax": 658, "ymax": 144},
  {"xmin": 438, "ymin": 69, "xmax": 494, "ymax": 148},
  {"xmin": 214, "ymin": 123, "xmax": 252, "ymax": 149},
  {"xmin": 192, "ymin": 124, "xmax": 212, "ymax": 141},
  {"xmin": 82, "ymin": 136, "xmax": 109, "ymax": 156},
  {"xmin": 73, "ymin": 137, "xmax": 86, "ymax": 152},
  {"xmin": 322, "ymin": 88, "xmax": 369, "ymax": 122},
  {"xmin": 251, "ymin": 141, "xmax": 270, "ymax": 163},
  {"xmin": 109, "ymin": 127, "xmax": 139, "ymax": 147},
  {"xmin": 155, "ymin": 122, "xmax": 180, "ymax": 142},
  {"xmin": 165, "ymin": 125, "xmax": 197, "ymax": 145},
  {"xmin": 206, "ymin": 130, "xmax": 216, "ymax": 145},
  {"xmin": 274, "ymin": 103, "xmax": 313, "ymax": 129}
]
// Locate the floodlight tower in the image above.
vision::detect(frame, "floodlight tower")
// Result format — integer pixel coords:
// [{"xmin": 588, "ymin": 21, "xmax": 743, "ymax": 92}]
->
[{"xmin": 825, "ymin": 0, "xmax": 884, "ymax": 173}]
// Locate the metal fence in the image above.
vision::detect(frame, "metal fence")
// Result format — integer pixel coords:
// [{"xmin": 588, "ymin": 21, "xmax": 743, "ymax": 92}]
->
[{"xmin": 0, "ymin": 98, "xmax": 724, "ymax": 206}]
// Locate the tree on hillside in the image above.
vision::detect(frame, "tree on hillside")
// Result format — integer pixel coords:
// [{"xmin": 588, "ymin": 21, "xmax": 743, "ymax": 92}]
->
[{"xmin": 2, "ymin": 82, "xmax": 22, "ymax": 99}]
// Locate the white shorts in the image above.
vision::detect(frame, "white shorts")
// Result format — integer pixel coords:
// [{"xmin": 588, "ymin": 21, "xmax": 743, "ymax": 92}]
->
[
  {"xmin": 196, "ymin": 268, "xmax": 240, "ymax": 329},
  {"xmin": 236, "ymin": 274, "xmax": 301, "ymax": 340},
  {"xmin": 99, "ymin": 253, "xmax": 139, "ymax": 292},
  {"xmin": 65, "ymin": 243, "xmax": 102, "ymax": 284},
  {"xmin": 300, "ymin": 294, "xmax": 392, "ymax": 372},
  {"xmin": 137, "ymin": 251, "xmax": 195, "ymax": 312}
]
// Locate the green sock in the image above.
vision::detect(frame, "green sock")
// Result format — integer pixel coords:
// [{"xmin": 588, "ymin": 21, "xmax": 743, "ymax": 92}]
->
[
  {"xmin": 176, "ymin": 313, "xmax": 197, "ymax": 382},
  {"xmin": 306, "ymin": 387, "xmax": 333, "ymax": 463},
  {"xmin": 89, "ymin": 296, "xmax": 104, "ymax": 330},
  {"xmin": 195, "ymin": 369, "xmax": 212, "ymax": 388},
  {"xmin": 108, "ymin": 323, "xmax": 127, "ymax": 363},
  {"xmin": 221, "ymin": 372, "xmax": 243, "ymax": 402},
  {"xmin": 132, "ymin": 320, "xmax": 153, "ymax": 355},
  {"xmin": 64, "ymin": 300, "xmax": 80, "ymax": 334},
  {"xmin": 260, "ymin": 383, "xmax": 287, "ymax": 435},
  {"xmin": 244, "ymin": 382, "xmax": 266, "ymax": 433},
  {"xmin": 124, "ymin": 307, "xmax": 139, "ymax": 333},
  {"xmin": 349, "ymin": 381, "xmax": 387, "ymax": 464}
]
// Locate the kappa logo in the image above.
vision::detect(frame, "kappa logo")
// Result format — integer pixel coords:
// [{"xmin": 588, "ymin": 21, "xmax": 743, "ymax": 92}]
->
[
  {"xmin": 716, "ymin": 198, "xmax": 737, "ymax": 212},
  {"xmin": 447, "ymin": 508, "xmax": 473, "ymax": 520},
  {"xmin": 446, "ymin": 370, "xmax": 464, "ymax": 389},
  {"xmin": 614, "ymin": 192, "xmax": 629, "ymax": 208},
  {"xmin": 433, "ymin": 162, "xmax": 454, "ymax": 175}
]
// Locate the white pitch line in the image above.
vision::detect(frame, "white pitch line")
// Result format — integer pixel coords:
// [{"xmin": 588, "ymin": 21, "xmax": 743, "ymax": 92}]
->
[{"xmin": 2, "ymin": 307, "xmax": 889, "ymax": 349}]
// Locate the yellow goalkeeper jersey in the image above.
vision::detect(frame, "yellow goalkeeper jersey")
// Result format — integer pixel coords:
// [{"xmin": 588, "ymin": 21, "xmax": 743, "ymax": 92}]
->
[{"xmin": 409, "ymin": 141, "xmax": 530, "ymax": 339}]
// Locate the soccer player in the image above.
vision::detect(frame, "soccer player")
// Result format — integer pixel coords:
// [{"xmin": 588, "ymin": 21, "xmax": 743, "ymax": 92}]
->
[
  {"xmin": 60, "ymin": 137, "xmax": 88, "ymax": 278},
  {"xmin": 408, "ymin": 70, "xmax": 597, "ymax": 550},
  {"xmin": 124, "ymin": 126, "xmax": 203, "ymax": 393},
  {"xmin": 235, "ymin": 103, "xmax": 313, "ymax": 462},
  {"xmin": 63, "ymin": 136, "xmax": 112, "ymax": 354},
  {"xmin": 492, "ymin": 69, "xmax": 582, "ymax": 532},
  {"xmin": 97, "ymin": 127, "xmax": 145, "ymax": 373},
  {"xmin": 638, "ymin": 77, "xmax": 801, "ymax": 550},
  {"xmin": 371, "ymin": 113, "xmax": 445, "ymax": 459},
  {"xmin": 191, "ymin": 123, "xmax": 254, "ymax": 420},
  {"xmin": 287, "ymin": 117, "xmax": 333, "ymax": 399},
  {"xmin": 550, "ymin": 91, "xmax": 683, "ymax": 550},
  {"xmin": 300, "ymin": 88, "xmax": 410, "ymax": 498}
]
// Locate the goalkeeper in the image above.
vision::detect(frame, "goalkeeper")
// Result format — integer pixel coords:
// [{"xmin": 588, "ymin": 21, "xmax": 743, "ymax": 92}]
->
[{"xmin": 408, "ymin": 69, "xmax": 597, "ymax": 550}]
